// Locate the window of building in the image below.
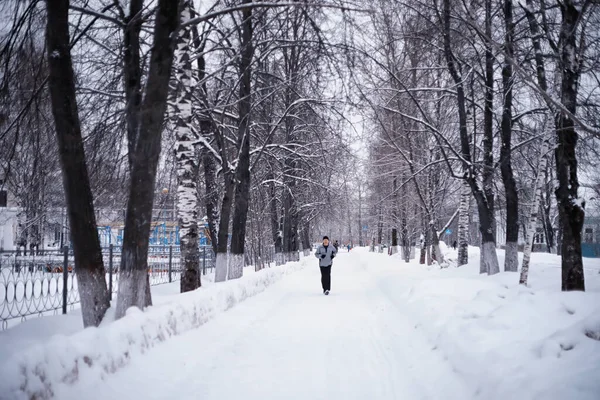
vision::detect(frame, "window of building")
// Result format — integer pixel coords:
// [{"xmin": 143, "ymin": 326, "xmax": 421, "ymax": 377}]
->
[
  {"xmin": 534, "ymin": 228, "xmax": 545, "ymax": 244},
  {"xmin": 584, "ymin": 227, "xmax": 594, "ymax": 244}
]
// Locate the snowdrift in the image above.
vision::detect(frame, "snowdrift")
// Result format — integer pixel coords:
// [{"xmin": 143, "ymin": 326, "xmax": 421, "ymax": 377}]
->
[
  {"xmin": 0, "ymin": 258, "xmax": 309, "ymax": 400},
  {"xmin": 357, "ymin": 247, "xmax": 600, "ymax": 400}
]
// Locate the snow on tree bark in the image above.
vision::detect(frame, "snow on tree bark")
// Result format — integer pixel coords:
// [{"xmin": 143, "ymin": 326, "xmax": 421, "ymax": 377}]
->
[
  {"xmin": 115, "ymin": 0, "xmax": 181, "ymax": 319},
  {"xmin": 420, "ymin": 225, "xmax": 428, "ymax": 265},
  {"xmin": 476, "ymin": 191, "xmax": 500, "ymax": 275},
  {"xmin": 430, "ymin": 223, "xmax": 443, "ymax": 266},
  {"xmin": 45, "ymin": 0, "xmax": 110, "ymax": 327},
  {"xmin": 173, "ymin": 2, "xmax": 200, "ymax": 293}
]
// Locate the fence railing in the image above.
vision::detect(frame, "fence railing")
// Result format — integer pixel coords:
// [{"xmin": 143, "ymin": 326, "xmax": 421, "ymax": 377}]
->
[{"xmin": 0, "ymin": 245, "xmax": 215, "ymax": 330}]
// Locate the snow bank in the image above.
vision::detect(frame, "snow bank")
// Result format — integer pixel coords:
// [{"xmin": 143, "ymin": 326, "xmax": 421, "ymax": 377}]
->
[
  {"xmin": 358, "ymin": 248, "xmax": 600, "ymax": 400},
  {"xmin": 0, "ymin": 258, "xmax": 309, "ymax": 400}
]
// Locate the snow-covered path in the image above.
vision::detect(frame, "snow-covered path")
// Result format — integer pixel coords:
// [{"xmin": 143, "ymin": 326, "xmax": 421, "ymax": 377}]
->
[{"xmin": 57, "ymin": 252, "xmax": 470, "ymax": 400}]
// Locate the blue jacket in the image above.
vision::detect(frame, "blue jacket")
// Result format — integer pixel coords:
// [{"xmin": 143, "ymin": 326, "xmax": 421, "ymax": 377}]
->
[{"xmin": 315, "ymin": 244, "xmax": 337, "ymax": 267}]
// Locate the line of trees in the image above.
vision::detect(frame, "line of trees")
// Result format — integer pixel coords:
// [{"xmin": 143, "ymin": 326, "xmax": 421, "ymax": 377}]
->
[
  {"xmin": 1, "ymin": 0, "xmax": 357, "ymax": 327},
  {"xmin": 356, "ymin": 0, "xmax": 599, "ymax": 291},
  {"xmin": 1, "ymin": 0, "xmax": 598, "ymax": 328}
]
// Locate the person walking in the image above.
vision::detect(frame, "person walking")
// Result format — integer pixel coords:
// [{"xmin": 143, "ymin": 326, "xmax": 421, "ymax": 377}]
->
[{"xmin": 315, "ymin": 236, "xmax": 337, "ymax": 295}]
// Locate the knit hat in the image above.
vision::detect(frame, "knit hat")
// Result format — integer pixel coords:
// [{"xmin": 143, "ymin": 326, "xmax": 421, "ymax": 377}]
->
[{"xmin": 323, "ymin": 236, "xmax": 329, "ymax": 240}]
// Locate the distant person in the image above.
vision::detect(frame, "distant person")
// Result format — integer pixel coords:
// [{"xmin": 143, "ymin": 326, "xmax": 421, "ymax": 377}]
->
[
  {"xmin": 347, "ymin": 244, "xmax": 351, "ymax": 252},
  {"xmin": 315, "ymin": 236, "xmax": 337, "ymax": 295},
  {"xmin": 333, "ymin": 240, "xmax": 339, "ymax": 251},
  {"xmin": 452, "ymin": 240, "xmax": 457, "ymax": 250}
]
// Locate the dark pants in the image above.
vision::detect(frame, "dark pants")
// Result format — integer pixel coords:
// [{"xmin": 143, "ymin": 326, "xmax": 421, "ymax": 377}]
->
[{"xmin": 320, "ymin": 266, "xmax": 331, "ymax": 291}]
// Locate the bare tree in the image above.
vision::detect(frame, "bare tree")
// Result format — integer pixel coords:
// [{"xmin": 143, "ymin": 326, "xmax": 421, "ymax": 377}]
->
[
  {"xmin": 45, "ymin": 0, "xmax": 110, "ymax": 327},
  {"xmin": 172, "ymin": 1, "xmax": 201, "ymax": 292},
  {"xmin": 115, "ymin": 0, "xmax": 181, "ymax": 318}
]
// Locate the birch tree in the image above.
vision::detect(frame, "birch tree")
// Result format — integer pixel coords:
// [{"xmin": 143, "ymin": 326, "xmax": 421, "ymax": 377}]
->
[
  {"xmin": 173, "ymin": 1, "xmax": 201, "ymax": 292},
  {"xmin": 441, "ymin": 0, "xmax": 500, "ymax": 275}
]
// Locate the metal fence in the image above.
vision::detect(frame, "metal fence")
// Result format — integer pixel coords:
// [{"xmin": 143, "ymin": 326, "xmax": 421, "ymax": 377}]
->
[{"xmin": 0, "ymin": 245, "xmax": 215, "ymax": 330}]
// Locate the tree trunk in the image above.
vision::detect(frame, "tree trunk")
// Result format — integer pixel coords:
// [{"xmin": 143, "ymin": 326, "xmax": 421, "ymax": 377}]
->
[
  {"xmin": 401, "ymin": 202, "xmax": 410, "ymax": 262},
  {"xmin": 377, "ymin": 204, "xmax": 383, "ymax": 245},
  {"xmin": 190, "ymin": 9, "xmax": 218, "ymax": 256},
  {"xmin": 430, "ymin": 223, "xmax": 442, "ymax": 265},
  {"xmin": 481, "ymin": 0, "xmax": 498, "ymax": 275},
  {"xmin": 229, "ymin": 0, "xmax": 254, "ymax": 280},
  {"xmin": 420, "ymin": 221, "xmax": 428, "ymax": 264},
  {"xmin": 457, "ymin": 182, "xmax": 470, "ymax": 267},
  {"xmin": 501, "ymin": 0, "xmax": 519, "ymax": 272},
  {"xmin": 267, "ymin": 171, "xmax": 283, "ymax": 264},
  {"xmin": 201, "ymin": 139, "xmax": 219, "ymax": 255},
  {"xmin": 556, "ymin": 217, "xmax": 563, "ymax": 256},
  {"xmin": 215, "ymin": 171, "xmax": 234, "ymax": 282},
  {"xmin": 282, "ymin": 99, "xmax": 299, "ymax": 263},
  {"xmin": 115, "ymin": 0, "xmax": 180, "ymax": 319},
  {"xmin": 555, "ymin": 0, "xmax": 585, "ymax": 291},
  {"xmin": 541, "ymin": 178, "xmax": 555, "ymax": 253},
  {"xmin": 391, "ymin": 176, "xmax": 398, "ymax": 254},
  {"xmin": 482, "ymin": 0, "xmax": 495, "ymax": 248},
  {"xmin": 282, "ymin": 182, "xmax": 299, "ymax": 262},
  {"xmin": 301, "ymin": 217, "xmax": 311, "ymax": 253},
  {"xmin": 174, "ymin": 2, "xmax": 200, "ymax": 293},
  {"xmin": 521, "ymin": 0, "xmax": 557, "ymax": 283},
  {"xmin": 122, "ymin": 0, "xmax": 150, "ymax": 308},
  {"xmin": 475, "ymin": 192, "xmax": 500, "ymax": 275},
  {"xmin": 442, "ymin": 0, "xmax": 498, "ymax": 274},
  {"xmin": 45, "ymin": 0, "xmax": 110, "ymax": 327},
  {"xmin": 520, "ymin": 130, "xmax": 551, "ymax": 285},
  {"xmin": 358, "ymin": 184, "xmax": 363, "ymax": 246},
  {"xmin": 123, "ymin": 0, "xmax": 143, "ymax": 169}
]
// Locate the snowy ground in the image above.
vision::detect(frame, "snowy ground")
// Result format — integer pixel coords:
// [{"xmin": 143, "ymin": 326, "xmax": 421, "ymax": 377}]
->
[
  {"xmin": 1, "ymin": 247, "xmax": 599, "ymax": 400},
  {"xmin": 0, "ymin": 273, "xmax": 204, "ymax": 360}
]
